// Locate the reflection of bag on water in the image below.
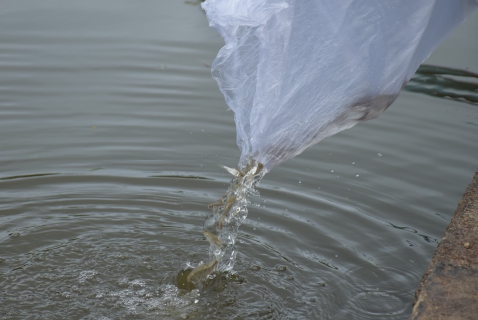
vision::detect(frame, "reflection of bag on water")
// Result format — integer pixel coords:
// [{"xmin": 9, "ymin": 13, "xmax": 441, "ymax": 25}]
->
[{"xmin": 202, "ymin": 0, "xmax": 477, "ymax": 170}]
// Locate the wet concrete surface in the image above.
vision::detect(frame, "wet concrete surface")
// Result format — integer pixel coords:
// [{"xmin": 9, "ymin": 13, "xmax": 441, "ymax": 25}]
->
[{"xmin": 411, "ymin": 172, "xmax": 478, "ymax": 319}]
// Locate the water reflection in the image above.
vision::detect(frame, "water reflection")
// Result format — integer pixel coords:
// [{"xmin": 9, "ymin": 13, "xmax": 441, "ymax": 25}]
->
[
  {"xmin": 0, "ymin": 173, "xmax": 59, "ymax": 181},
  {"xmin": 406, "ymin": 64, "xmax": 478, "ymax": 104}
]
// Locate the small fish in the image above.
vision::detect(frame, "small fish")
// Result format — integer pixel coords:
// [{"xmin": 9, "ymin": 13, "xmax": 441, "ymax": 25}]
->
[
  {"xmin": 187, "ymin": 259, "xmax": 218, "ymax": 283},
  {"xmin": 208, "ymin": 198, "xmax": 224, "ymax": 209},
  {"xmin": 254, "ymin": 163, "xmax": 264, "ymax": 175},
  {"xmin": 204, "ymin": 230, "xmax": 222, "ymax": 247},
  {"xmin": 219, "ymin": 165, "xmax": 242, "ymax": 177},
  {"xmin": 218, "ymin": 195, "xmax": 237, "ymax": 230}
]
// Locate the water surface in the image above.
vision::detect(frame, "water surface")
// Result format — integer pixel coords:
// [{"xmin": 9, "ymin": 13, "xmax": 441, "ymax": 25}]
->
[{"xmin": 1, "ymin": 2, "xmax": 477, "ymax": 319}]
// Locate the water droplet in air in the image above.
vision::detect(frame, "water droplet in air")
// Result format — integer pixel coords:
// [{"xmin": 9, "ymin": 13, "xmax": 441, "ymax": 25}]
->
[
  {"xmin": 298, "ymin": 180, "xmax": 301, "ymax": 184},
  {"xmin": 377, "ymin": 153, "xmax": 382, "ymax": 157},
  {"xmin": 356, "ymin": 174, "xmax": 359, "ymax": 177},
  {"xmin": 330, "ymin": 170, "xmax": 334, "ymax": 173},
  {"xmin": 352, "ymin": 162, "xmax": 355, "ymax": 164}
]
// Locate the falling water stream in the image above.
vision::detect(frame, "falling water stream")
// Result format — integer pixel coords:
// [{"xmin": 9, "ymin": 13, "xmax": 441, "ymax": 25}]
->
[{"xmin": 182, "ymin": 161, "xmax": 265, "ymax": 287}]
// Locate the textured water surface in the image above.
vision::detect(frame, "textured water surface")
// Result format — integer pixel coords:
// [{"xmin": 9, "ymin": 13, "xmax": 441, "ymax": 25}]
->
[{"xmin": 1, "ymin": 2, "xmax": 477, "ymax": 319}]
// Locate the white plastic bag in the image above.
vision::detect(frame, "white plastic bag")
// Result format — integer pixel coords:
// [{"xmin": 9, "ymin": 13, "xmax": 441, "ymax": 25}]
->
[{"xmin": 202, "ymin": 0, "xmax": 477, "ymax": 171}]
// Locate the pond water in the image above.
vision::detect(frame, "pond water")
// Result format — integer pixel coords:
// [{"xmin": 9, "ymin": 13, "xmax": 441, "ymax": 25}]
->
[{"xmin": 1, "ymin": 1, "xmax": 477, "ymax": 319}]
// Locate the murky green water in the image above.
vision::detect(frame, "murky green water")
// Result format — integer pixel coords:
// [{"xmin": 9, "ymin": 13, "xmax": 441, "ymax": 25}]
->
[{"xmin": 1, "ymin": 2, "xmax": 477, "ymax": 319}]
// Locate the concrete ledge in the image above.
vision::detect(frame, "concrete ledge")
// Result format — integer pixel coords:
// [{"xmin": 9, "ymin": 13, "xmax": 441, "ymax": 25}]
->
[{"xmin": 410, "ymin": 172, "xmax": 478, "ymax": 320}]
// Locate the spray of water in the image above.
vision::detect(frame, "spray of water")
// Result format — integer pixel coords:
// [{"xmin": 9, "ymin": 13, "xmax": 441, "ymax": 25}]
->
[{"xmin": 184, "ymin": 160, "xmax": 265, "ymax": 287}]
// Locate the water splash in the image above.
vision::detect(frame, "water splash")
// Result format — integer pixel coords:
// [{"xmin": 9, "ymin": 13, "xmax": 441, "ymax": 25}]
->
[{"xmin": 186, "ymin": 160, "xmax": 265, "ymax": 286}]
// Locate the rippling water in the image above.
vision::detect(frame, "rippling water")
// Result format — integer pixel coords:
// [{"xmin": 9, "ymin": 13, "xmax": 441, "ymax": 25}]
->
[{"xmin": 1, "ymin": 2, "xmax": 477, "ymax": 319}]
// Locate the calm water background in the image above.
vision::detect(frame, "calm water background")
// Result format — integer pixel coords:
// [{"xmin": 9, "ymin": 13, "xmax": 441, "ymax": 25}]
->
[{"xmin": 1, "ymin": 1, "xmax": 477, "ymax": 319}]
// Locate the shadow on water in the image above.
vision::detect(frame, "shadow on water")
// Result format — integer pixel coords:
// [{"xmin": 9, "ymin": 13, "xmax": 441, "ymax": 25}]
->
[
  {"xmin": 405, "ymin": 64, "xmax": 478, "ymax": 104},
  {"xmin": 0, "ymin": 173, "xmax": 59, "ymax": 181}
]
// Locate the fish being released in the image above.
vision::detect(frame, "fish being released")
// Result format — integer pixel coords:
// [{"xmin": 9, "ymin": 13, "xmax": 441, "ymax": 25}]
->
[
  {"xmin": 186, "ymin": 161, "xmax": 264, "ymax": 285},
  {"xmin": 184, "ymin": 0, "xmax": 477, "ymax": 287}
]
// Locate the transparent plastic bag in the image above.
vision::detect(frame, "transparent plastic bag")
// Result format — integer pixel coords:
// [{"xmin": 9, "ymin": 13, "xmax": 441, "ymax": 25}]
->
[{"xmin": 202, "ymin": 0, "xmax": 477, "ymax": 171}]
